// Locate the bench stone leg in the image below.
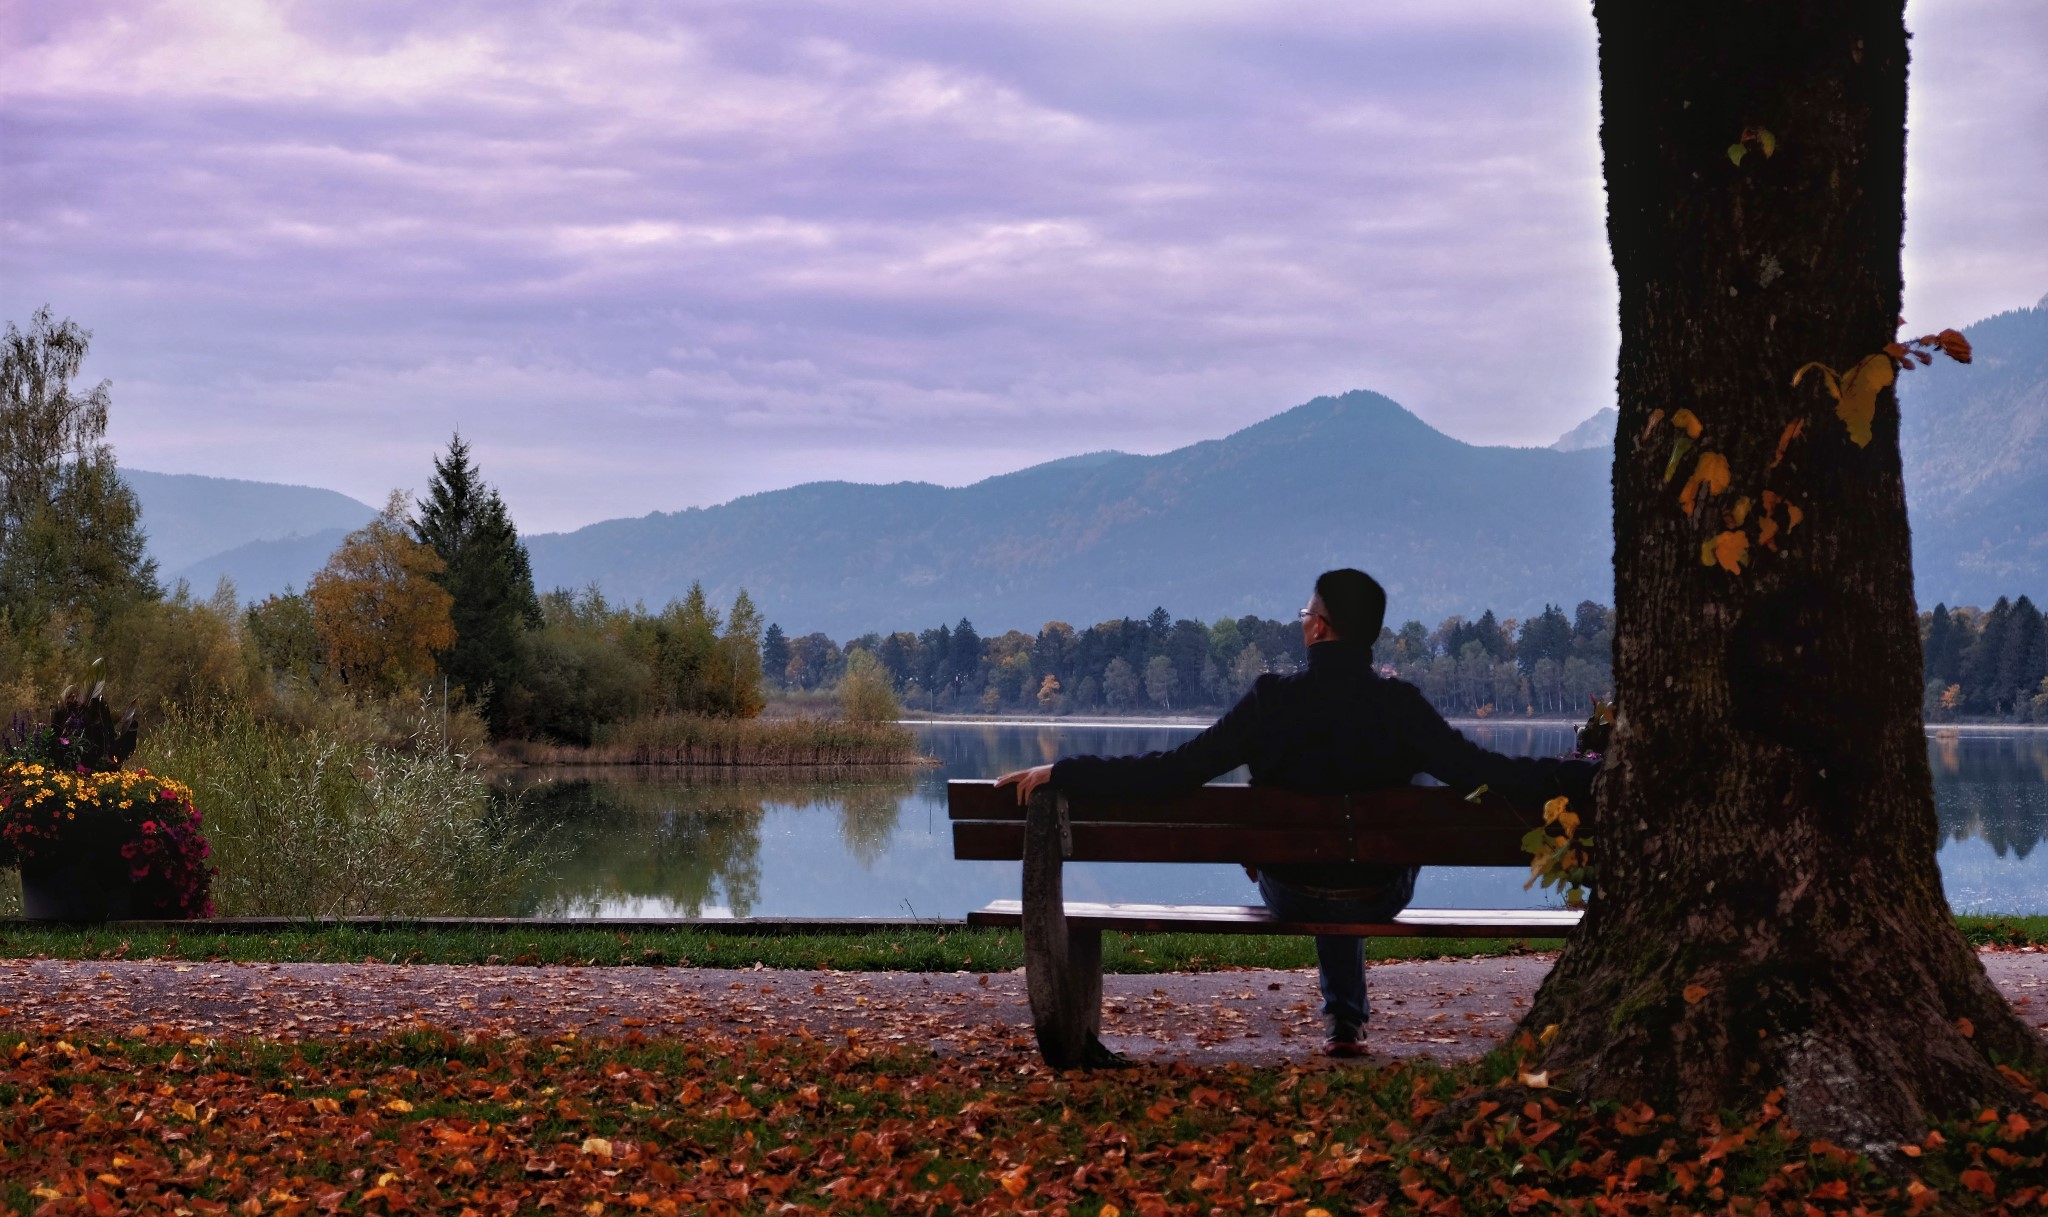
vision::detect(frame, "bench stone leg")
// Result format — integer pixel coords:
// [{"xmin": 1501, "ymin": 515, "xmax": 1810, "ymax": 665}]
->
[{"xmin": 1021, "ymin": 789, "xmax": 1125, "ymax": 1068}]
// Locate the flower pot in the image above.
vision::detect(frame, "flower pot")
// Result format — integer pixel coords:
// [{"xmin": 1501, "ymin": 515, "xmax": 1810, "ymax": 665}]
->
[{"xmin": 20, "ymin": 855, "xmax": 135, "ymax": 921}]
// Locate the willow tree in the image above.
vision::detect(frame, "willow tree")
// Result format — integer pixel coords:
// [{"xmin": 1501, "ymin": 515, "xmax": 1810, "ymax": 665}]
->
[{"xmin": 1525, "ymin": 0, "xmax": 2043, "ymax": 1150}]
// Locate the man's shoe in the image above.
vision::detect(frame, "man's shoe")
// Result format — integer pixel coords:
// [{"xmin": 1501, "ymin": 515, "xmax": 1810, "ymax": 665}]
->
[{"xmin": 1323, "ymin": 1024, "xmax": 1367, "ymax": 1058}]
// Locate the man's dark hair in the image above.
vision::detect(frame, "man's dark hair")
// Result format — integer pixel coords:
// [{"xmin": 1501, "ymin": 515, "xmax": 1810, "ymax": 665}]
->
[{"xmin": 1315, "ymin": 569, "xmax": 1387, "ymax": 642}]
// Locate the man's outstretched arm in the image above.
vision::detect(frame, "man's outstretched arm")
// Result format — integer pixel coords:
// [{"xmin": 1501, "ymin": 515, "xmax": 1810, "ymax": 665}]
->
[
  {"xmin": 995, "ymin": 680, "xmax": 1267, "ymax": 805},
  {"xmin": 1394, "ymin": 683, "xmax": 1600, "ymax": 808}
]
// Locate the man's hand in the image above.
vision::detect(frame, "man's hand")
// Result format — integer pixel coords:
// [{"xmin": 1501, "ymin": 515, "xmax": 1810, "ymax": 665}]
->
[{"xmin": 994, "ymin": 764, "xmax": 1055, "ymax": 806}]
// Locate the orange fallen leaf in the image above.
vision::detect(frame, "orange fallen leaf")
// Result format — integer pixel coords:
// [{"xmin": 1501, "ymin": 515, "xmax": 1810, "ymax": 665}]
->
[
  {"xmin": 1957, "ymin": 1017, "xmax": 1975, "ymax": 1038},
  {"xmin": 1683, "ymin": 983, "xmax": 1711, "ymax": 1004},
  {"xmin": 1671, "ymin": 408, "xmax": 1702, "ymax": 439}
]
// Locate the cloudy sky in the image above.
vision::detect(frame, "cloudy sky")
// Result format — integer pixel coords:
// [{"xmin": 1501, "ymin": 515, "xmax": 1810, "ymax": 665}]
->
[{"xmin": 4, "ymin": 0, "xmax": 2044, "ymax": 534}]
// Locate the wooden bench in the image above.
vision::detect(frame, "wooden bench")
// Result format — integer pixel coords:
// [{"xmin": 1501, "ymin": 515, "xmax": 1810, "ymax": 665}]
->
[{"xmin": 948, "ymin": 779, "xmax": 1581, "ymax": 1066}]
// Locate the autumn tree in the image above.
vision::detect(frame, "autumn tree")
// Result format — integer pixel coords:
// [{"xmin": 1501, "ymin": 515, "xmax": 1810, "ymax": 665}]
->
[
  {"xmin": 1523, "ymin": 0, "xmax": 2042, "ymax": 1151},
  {"xmin": 839, "ymin": 648, "xmax": 900, "ymax": 724},
  {"xmin": 0, "ymin": 308, "xmax": 157, "ymax": 628},
  {"xmin": 307, "ymin": 493, "xmax": 456, "ymax": 694},
  {"xmin": 709, "ymin": 588, "xmax": 766, "ymax": 718}
]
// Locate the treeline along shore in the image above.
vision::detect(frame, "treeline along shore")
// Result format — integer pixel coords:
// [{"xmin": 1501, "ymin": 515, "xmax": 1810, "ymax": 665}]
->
[
  {"xmin": 766, "ymin": 601, "xmax": 1620, "ymax": 720},
  {"xmin": 770, "ymin": 595, "xmax": 2048, "ymax": 727}
]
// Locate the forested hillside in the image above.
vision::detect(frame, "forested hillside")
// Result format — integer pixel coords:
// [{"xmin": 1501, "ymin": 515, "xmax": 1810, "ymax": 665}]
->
[{"xmin": 527, "ymin": 391, "xmax": 1613, "ymax": 637}]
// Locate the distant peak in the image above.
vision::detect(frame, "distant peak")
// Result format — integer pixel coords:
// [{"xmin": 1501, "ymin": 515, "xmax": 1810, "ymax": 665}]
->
[
  {"xmin": 1228, "ymin": 390, "xmax": 1441, "ymax": 442},
  {"xmin": 1551, "ymin": 408, "xmax": 1617, "ymax": 452}
]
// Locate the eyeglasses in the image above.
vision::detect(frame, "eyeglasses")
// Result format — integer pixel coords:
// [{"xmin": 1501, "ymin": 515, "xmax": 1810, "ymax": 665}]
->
[{"xmin": 1297, "ymin": 608, "xmax": 1318, "ymax": 622}]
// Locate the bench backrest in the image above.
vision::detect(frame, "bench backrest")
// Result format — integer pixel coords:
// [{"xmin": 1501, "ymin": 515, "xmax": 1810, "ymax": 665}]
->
[{"xmin": 947, "ymin": 780, "xmax": 1545, "ymax": 867}]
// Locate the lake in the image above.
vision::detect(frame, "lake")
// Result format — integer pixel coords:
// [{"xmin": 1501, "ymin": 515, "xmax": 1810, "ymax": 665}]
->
[{"xmin": 502, "ymin": 721, "xmax": 2048, "ymax": 919}]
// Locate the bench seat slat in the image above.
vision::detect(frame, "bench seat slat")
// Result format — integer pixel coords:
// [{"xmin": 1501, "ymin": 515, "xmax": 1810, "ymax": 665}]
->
[
  {"xmin": 952, "ymin": 822, "xmax": 1535, "ymax": 866},
  {"xmin": 947, "ymin": 779, "xmax": 1539, "ymax": 828},
  {"xmin": 967, "ymin": 899, "xmax": 1580, "ymax": 938}
]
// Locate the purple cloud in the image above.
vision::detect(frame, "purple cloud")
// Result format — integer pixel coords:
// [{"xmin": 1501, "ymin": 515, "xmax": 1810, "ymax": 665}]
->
[{"xmin": 0, "ymin": 0, "xmax": 2039, "ymax": 533}]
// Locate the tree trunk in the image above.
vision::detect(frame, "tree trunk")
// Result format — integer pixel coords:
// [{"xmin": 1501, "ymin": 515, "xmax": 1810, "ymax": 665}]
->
[{"xmin": 1525, "ymin": 0, "xmax": 2045, "ymax": 1153}]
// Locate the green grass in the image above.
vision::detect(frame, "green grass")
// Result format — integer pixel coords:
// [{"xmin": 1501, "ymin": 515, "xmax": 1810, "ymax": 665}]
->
[
  {"xmin": 0, "ymin": 913, "xmax": 2034, "ymax": 971},
  {"xmin": 0, "ymin": 923, "xmax": 1562, "ymax": 970}
]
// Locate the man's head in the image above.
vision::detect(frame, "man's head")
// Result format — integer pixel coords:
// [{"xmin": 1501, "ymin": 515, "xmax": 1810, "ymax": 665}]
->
[{"xmin": 1303, "ymin": 568, "xmax": 1387, "ymax": 644}]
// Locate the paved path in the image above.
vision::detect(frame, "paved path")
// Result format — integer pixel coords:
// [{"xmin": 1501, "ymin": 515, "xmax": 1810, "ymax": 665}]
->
[{"xmin": 5, "ymin": 950, "xmax": 2048, "ymax": 1064}]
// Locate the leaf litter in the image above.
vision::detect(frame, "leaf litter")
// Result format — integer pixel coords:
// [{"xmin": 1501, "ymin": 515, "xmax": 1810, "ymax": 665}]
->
[{"xmin": 2, "ymin": 951, "xmax": 2048, "ymax": 1211}]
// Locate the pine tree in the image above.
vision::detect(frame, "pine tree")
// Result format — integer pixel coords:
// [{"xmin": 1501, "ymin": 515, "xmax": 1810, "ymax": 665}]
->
[
  {"xmin": 948, "ymin": 618, "xmax": 982, "ymax": 693},
  {"xmin": 760, "ymin": 623, "xmax": 792, "ymax": 691},
  {"xmin": 1963, "ymin": 597, "xmax": 2013, "ymax": 714},
  {"xmin": 1997, "ymin": 597, "xmax": 2045, "ymax": 716},
  {"xmin": 414, "ymin": 434, "xmax": 538, "ymax": 733},
  {"xmin": 1923, "ymin": 604, "xmax": 1953, "ymax": 685},
  {"xmin": 1473, "ymin": 608, "xmax": 1506, "ymax": 660}
]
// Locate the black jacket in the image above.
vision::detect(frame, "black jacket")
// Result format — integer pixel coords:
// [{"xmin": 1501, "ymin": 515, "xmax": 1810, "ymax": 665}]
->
[{"xmin": 1050, "ymin": 640, "xmax": 1598, "ymax": 887}]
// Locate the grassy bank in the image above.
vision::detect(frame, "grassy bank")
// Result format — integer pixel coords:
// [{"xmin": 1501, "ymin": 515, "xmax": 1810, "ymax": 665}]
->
[
  {"xmin": 493, "ymin": 713, "xmax": 924, "ymax": 767},
  {"xmin": 2, "ymin": 914, "xmax": 2043, "ymax": 969},
  {"xmin": 0, "ymin": 923, "xmax": 1560, "ymax": 970},
  {"xmin": 0, "ymin": 1025, "xmax": 2039, "ymax": 1215}
]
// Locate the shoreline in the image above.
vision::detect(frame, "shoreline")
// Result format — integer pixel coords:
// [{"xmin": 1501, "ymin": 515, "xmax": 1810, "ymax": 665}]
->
[{"xmin": 901, "ymin": 714, "xmax": 2048, "ymax": 735}]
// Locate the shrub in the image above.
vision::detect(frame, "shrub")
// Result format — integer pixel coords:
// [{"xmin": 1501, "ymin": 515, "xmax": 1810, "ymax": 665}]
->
[
  {"xmin": 839, "ymin": 649, "xmax": 901, "ymax": 724},
  {"xmin": 135, "ymin": 706, "xmax": 546, "ymax": 917}
]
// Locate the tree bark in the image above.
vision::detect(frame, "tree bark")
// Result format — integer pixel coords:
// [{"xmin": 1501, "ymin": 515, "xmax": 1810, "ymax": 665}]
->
[{"xmin": 1526, "ymin": 0, "xmax": 2045, "ymax": 1153}]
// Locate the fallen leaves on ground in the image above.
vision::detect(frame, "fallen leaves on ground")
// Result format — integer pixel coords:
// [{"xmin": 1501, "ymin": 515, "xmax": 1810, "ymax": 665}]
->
[{"xmin": 4, "ymin": 1027, "xmax": 2048, "ymax": 1215}]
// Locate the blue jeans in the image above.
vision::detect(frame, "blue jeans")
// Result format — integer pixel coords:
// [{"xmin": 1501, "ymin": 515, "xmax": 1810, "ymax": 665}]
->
[{"xmin": 1256, "ymin": 867, "xmax": 1418, "ymax": 1032}]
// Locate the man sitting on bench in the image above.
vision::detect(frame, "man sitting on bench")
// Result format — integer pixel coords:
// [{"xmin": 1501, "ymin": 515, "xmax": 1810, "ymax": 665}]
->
[{"xmin": 997, "ymin": 568, "xmax": 1598, "ymax": 1057}]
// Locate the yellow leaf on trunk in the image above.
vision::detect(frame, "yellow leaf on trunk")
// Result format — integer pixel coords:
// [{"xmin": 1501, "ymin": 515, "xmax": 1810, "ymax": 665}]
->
[
  {"xmin": 1835, "ymin": 353, "xmax": 1895, "ymax": 447},
  {"xmin": 1769, "ymin": 419, "xmax": 1806, "ymax": 469},
  {"xmin": 1678, "ymin": 452, "xmax": 1731, "ymax": 516}
]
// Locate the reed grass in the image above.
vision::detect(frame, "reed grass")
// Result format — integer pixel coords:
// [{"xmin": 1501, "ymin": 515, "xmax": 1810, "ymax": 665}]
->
[
  {"xmin": 495, "ymin": 713, "xmax": 923, "ymax": 767},
  {"xmin": 132, "ymin": 706, "xmax": 550, "ymax": 918}
]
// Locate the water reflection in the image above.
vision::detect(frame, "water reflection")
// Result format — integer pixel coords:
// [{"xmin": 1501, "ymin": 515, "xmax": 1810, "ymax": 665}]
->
[
  {"xmin": 1931, "ymin": 734, "xmax": 2048, "ymax": 861},
  {"xmin": 502, "ymin": 723, "xmax": 2048, "ymax": 918},
  {"xmin": 503, "ymin": 767, "xmax": 917, "ymax": 917}
]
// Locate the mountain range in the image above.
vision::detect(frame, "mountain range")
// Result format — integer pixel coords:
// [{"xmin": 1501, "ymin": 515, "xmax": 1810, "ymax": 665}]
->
[
  {"xmin": 127, "ymin": 294, "xmax": 2048, "ymax": 638},
  {"xmin": 124, "ymin": 471, "xmax": 375, "ymax": 595}
]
